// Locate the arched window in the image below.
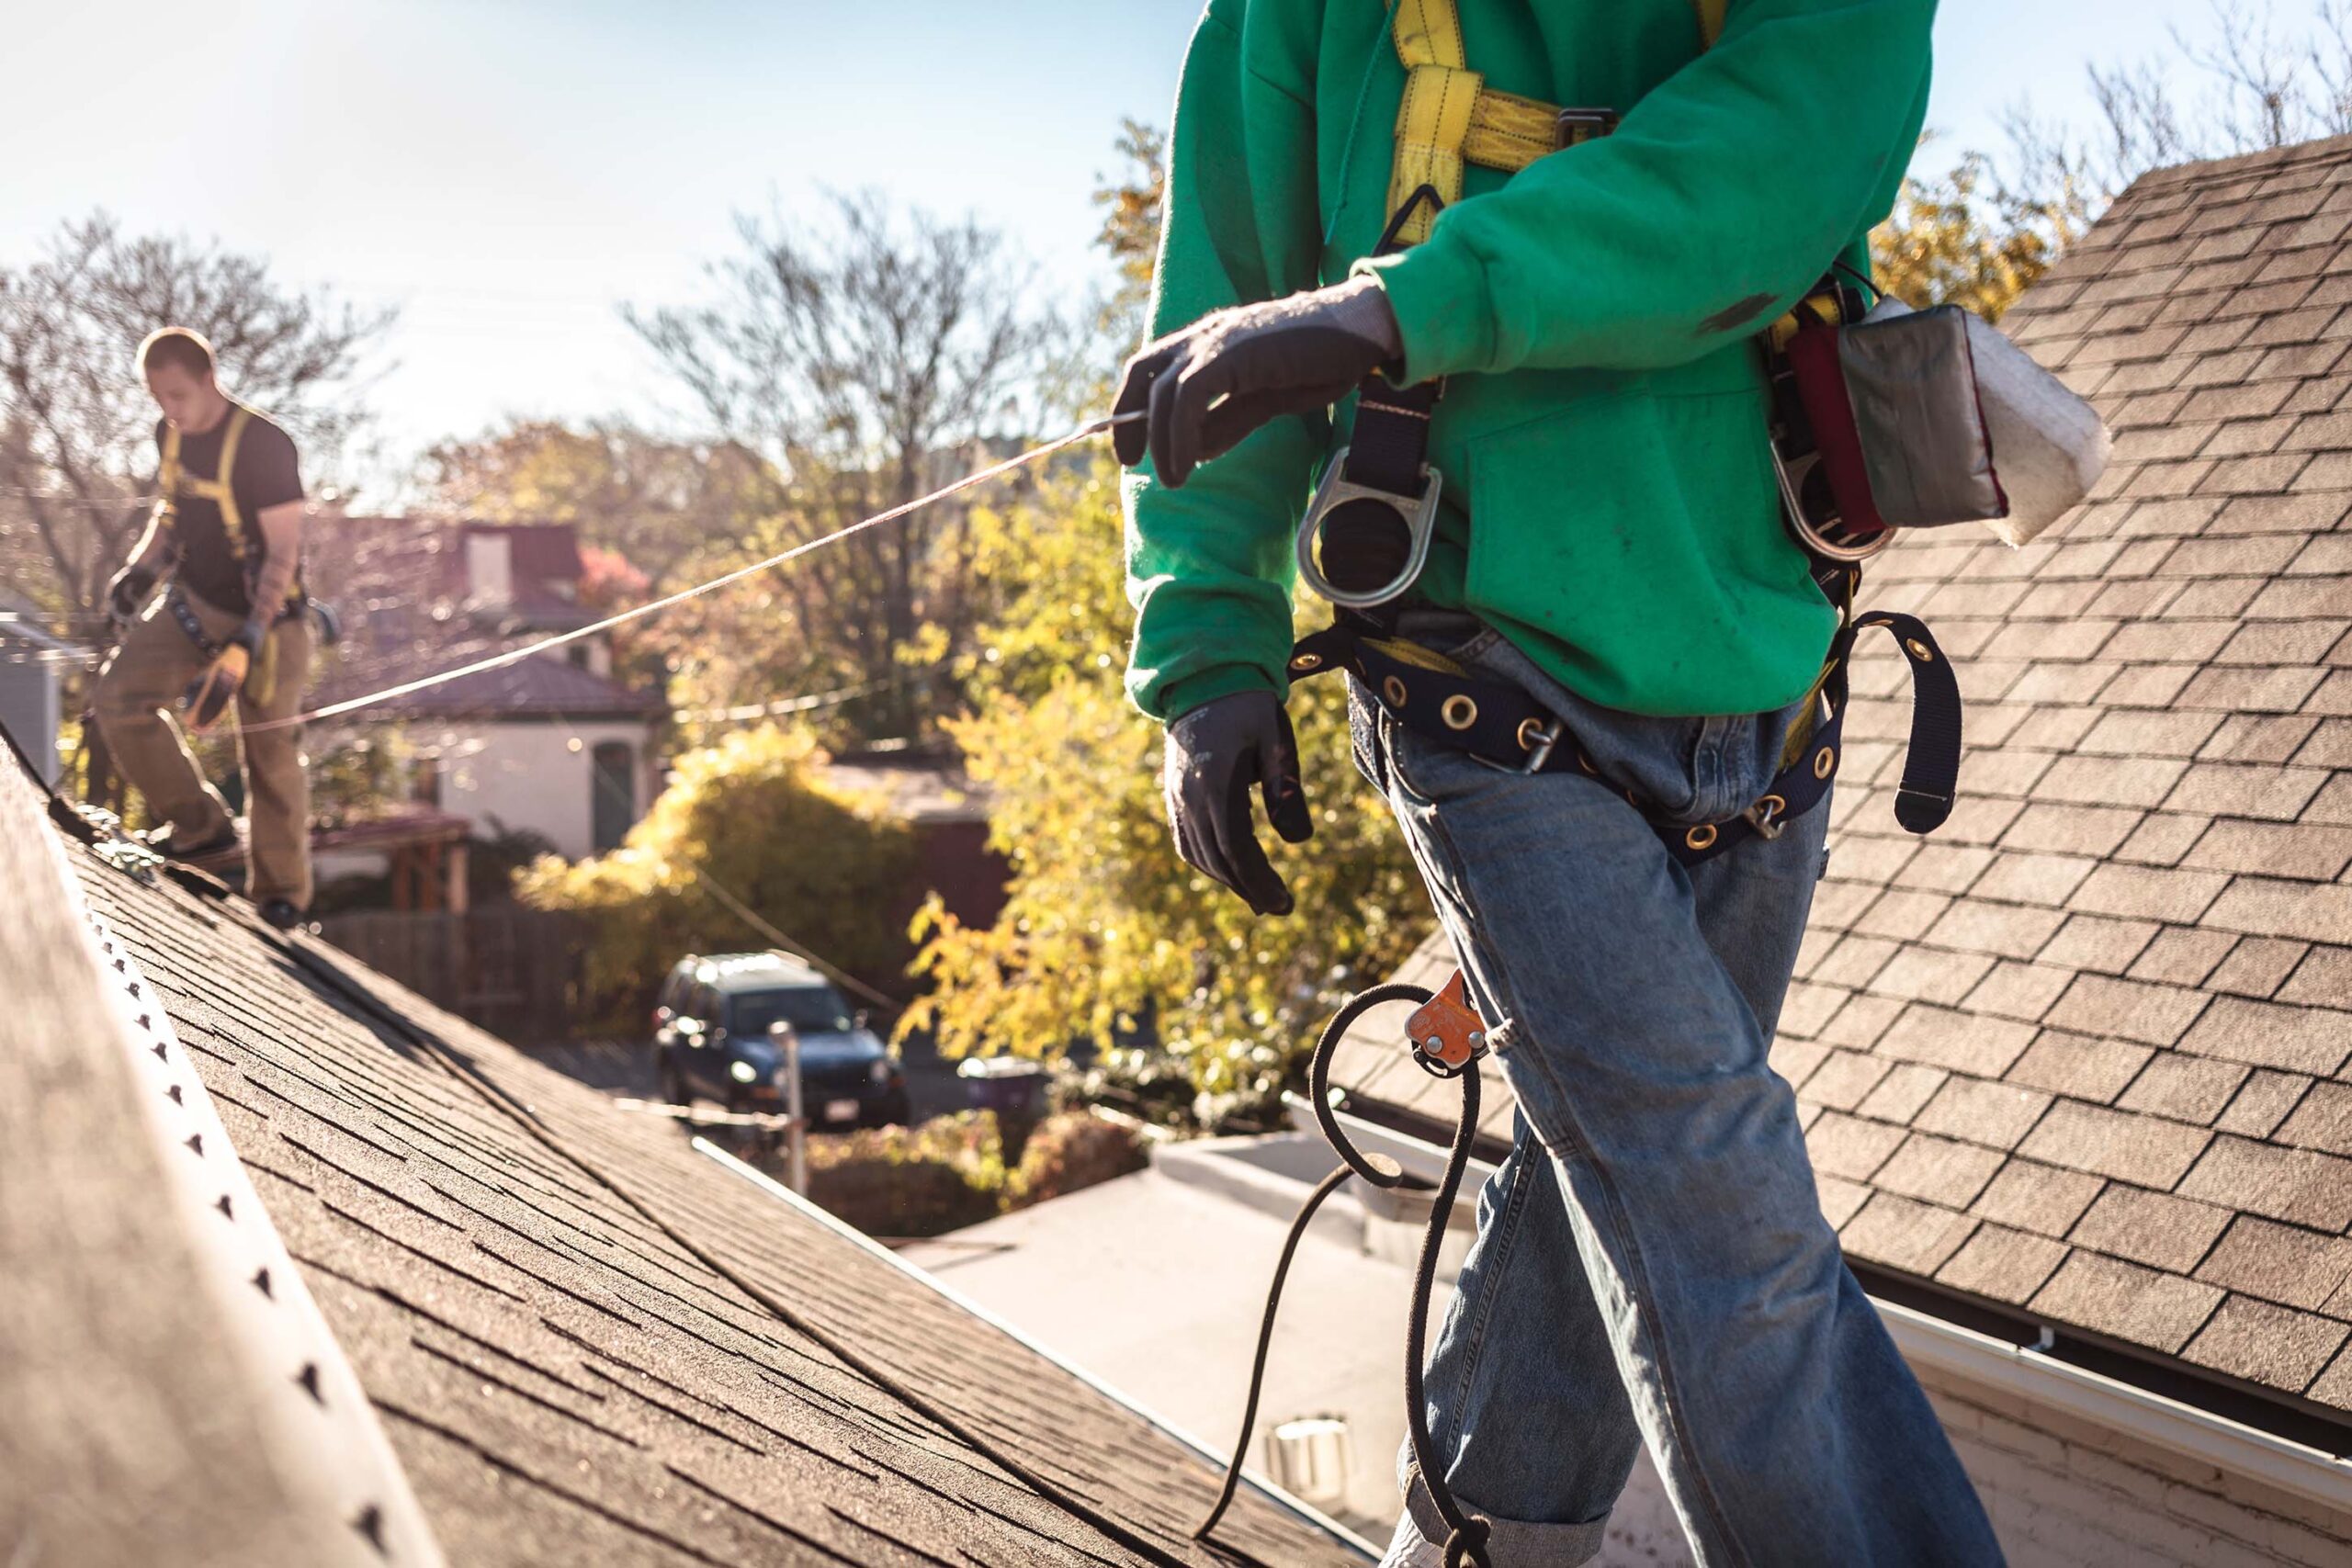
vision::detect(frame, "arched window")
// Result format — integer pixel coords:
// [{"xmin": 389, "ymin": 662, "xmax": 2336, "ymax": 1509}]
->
[{"xmin": 591, "ymin": 740, "xmax": 635, "ymax": 852}]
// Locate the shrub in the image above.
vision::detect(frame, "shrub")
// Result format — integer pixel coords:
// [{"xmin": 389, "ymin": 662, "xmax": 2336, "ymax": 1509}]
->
[
  {"xmin": 797, "ymin": 1111, "xmax": 1008, "ymax": 1238},
  {"xmin": 1005, "ymin": 1111, "xmax": 1147, "ymax": 1210},
  {"xmin": 517, "ymin": 725, "xmax": 915, "ymax": 1034}
]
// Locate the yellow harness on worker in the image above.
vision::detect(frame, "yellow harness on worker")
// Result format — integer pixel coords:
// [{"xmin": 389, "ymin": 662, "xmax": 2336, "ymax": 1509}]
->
[
  {"xmin": 1384, "ymin": 0, "xmax": 1725, "ymax": 243},
  {"xmin": 158, "ymin": 403, "xmax": 253, "ymax": 547}
]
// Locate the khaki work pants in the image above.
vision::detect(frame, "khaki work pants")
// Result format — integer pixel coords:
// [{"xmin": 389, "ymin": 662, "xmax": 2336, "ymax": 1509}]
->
[{"xmin": 96, "ymin": 588, "xmax": 314, "ymax": 909}]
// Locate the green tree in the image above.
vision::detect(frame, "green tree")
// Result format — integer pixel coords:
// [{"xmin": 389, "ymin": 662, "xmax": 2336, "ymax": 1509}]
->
[{"xmin": 518, "ymin": 725, "xmax": 916, "ymax": 1033}]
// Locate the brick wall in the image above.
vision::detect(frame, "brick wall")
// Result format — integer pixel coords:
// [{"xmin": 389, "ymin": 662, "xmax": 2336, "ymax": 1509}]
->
[
  {"xmin": 1913, "ymin": 1362, "xmax": 2352, "ymax": 1568},
  {"xmin": 1588, "ymin": 1361, "xmax": 2352, "ymax": 1566}
]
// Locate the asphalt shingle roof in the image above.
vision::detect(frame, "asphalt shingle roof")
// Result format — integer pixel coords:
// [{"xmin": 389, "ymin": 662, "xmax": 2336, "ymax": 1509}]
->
[
  {"xmin": 1332, "ymin": 134, "xmax": 2352, "ymax": 1430},
  {"xmin": 25, "ymin": 773, "xmax": 1354, "ymax": 1564}
]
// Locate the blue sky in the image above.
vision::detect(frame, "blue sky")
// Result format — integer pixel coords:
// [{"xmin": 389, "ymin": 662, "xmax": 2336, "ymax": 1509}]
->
[{"xmin": 1, "ymin": 0, "xmax": 2244, "ymax": 491}]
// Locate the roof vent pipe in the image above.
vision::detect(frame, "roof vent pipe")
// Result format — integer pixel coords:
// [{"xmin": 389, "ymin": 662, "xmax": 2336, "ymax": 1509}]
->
[{"xmin": 1264, "ymin": 1415, "xmax": 1352, "ymax": 1508}]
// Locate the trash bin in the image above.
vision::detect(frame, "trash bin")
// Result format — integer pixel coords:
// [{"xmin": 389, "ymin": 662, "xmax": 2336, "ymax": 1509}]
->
[{"xmin": 957, "ymin": 1056, "xmax": 1048, "ymax": 1159}]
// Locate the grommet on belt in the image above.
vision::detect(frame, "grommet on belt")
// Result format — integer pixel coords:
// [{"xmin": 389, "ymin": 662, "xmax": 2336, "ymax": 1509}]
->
[
  {"xmin": 1384, "ymin": 674, "xmax": 1409, "ymax": 706},
  {"xmin": 1291, "ymin": 651, "xmax": 1324, "ymax": 673},
  {"xmin": 1905, "ymin": 637, "xmax": 1934, "ymax": 662},
  {"xmin": 1814, "ymin": 745, "xmax": 1837, "ymax": 779},
  {"xmin": 1442, "ymin": 694, "xmax": 1477, "ymax": 730},
  {"xmin": 1685, "ymin": 824, "xmax": 1719, "ymax": 852}
]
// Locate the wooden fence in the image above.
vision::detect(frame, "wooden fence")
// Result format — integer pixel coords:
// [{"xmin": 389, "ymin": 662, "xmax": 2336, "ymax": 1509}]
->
[{"xmin": 320, "ymin": 908, "xmax": 582, "ymax": 1044}]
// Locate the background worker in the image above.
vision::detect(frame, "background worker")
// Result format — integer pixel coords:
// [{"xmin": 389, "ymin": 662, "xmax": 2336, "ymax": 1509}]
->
[
  {"xmin": 97, "ymin": 326, "xmax": 315, "ymax": 931},
  {"xmin": 1118, "ymin": 1, "xmax": 2001, "ymax": 1564}
]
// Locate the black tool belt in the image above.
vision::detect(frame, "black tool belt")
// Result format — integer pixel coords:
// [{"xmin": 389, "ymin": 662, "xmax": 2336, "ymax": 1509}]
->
[{"xmin": 1289, "ymin": 605, "xmax": 1960, "ymax": 868}]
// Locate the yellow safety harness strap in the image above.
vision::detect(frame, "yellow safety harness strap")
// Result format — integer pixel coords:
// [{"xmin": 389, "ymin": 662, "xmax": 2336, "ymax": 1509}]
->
[
  {"xmin": 159, "ymin": 405, "xmax": 254, "ymax": 547},
  {"xmin": 1385, "ymin": 0, "xmax": 1726, "ymax": 245}
]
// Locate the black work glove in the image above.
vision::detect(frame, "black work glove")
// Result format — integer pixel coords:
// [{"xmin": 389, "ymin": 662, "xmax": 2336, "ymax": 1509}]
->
[
  {"xmin": 107, "ymin": 565, "xmax": 157, "ymax": 634},
  {"xmin": 1163, "ymin": 690, "xmax": 1314, "ymax": 917},
  {"xmin": 1114, "ymin": 275, "xmax": 1404, "ymax": 488}
]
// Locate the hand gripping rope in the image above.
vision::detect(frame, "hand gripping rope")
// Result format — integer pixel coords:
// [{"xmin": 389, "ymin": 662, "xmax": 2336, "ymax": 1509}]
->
[{"xmin": 1197, "ymin": 973, "xmax": 1498, "ymax": 1568}]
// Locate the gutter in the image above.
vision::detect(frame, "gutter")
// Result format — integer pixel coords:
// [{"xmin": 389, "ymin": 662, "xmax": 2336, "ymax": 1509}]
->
[
  {"xmin": 1290, "ymin": 1100, "xmax": 2352, "ymax": 1516},
  {"xmin": 693, "ymin": 1137, "xmax": 1383, "ymax": 1563}
]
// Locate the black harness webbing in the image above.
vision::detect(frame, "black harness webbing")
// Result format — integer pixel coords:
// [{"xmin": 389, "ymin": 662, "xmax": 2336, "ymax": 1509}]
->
[{"xmin": 1285, "ymin": 605, "xmax": 1960, "ymax": 866}]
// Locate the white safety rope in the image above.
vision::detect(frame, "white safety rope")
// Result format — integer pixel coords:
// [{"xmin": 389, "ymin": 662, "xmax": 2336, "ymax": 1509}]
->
[{"xmin": 242, "ymin": 413, "xmax": 1132, "ymax": 735}]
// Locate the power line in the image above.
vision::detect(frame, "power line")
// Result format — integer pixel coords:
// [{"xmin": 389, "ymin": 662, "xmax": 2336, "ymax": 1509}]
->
[{"xmin": 242, "ymin": 413, "xmax": 1125, "ymax": 735}]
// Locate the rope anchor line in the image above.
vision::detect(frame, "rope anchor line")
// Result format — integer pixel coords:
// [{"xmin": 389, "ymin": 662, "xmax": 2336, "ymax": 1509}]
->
[{"xmin": 238, "ymin": 412, "xmax": 1133, "ymax": 736}]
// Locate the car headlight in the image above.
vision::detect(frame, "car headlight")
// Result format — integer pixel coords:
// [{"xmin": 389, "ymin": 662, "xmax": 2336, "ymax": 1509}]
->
[
  {"xmin": 870, "ymin": 1058, "xmax": 895, "ymax": 1086},
  {"xmin": 729, "ymin": 1060, "xmax": 759, "ymax": 1084}
]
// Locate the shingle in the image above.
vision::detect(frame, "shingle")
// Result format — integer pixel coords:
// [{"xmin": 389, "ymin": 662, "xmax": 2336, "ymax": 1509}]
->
[
  {"xmin": 2125, "ymin": 928, "xmax": 2237, "ymax": 987},
  {"xmin": 2030, "ymin": 1253, "xmax": 2223, "ymax": 1353},
  {"xmin": 2201, "ymin": 877, "xmax": 2352, "ymax": 945},
  {"xmin": 2115, "ymin": 1054, "xmax": 2251, "ymax": 1124},
  {"xmin": 1776, "ymin": 981, "xmax": 1850, "ymax": 1042},
  {"xmin": 1935, "ymin": 1225, "xmax": 2070, "ymax": 1305},
  {"xmin": 2016, "ymin": 1100, "xmax": 2212, "ymax": 1188},
  {"xmin": 1973, "ymin": 1159, "xmax": 2106, "ymax": 1237},
  {"xmin": 1811, "ymin": 934, "xmax": 1900, "ymax": 989},
  {"xmin": 1770, "ymin": 1037, "xmax": 1832, "ymax": 1088},
  {"xmin": 2215, "ymin": 1069, "xmax": 2313, "ymax": 1138},
  {"xmin": 2174, "ymin": 996, "xmax": 2352, "ymax": 1075},
  {"xmin": 1838, "ymin": 1193, "xmax": 1976, "ymax": 1274},
  {"xmin": 1849, "ymin": 889, "xmax": 1953, "ymax": 943},
  {"xmin": 1854, "ymin": 1064, "xmax": 1951, "ymax": 1124},
  {"xmin": 2064, "ymin": 863, "xmax": 2231, "ymax": 926},
  {"xmin": 2208, "ymin": 937, "xmax": 2310, "ymax": 998},
  {"xmin": 1804, "ymin": 1112, "xmax": 1908, "ymax": 1181},
  {"xmin": 1817, "ymin": 992, "xmax": 1908, "ymax": 1050},
  {"xmin": 2042, "ymin": 974, "xmax": 2211, "ymax": 1047},
  {"xmin": 2177, "ymin": 1136, "xmax": 2352, "ymax": 1230},
  {"xmin": 1799, "ymin": 1051, "xmax": 1894, "ymax": 1112},
  {"xmin": 2180, "ymin": 1296, "xmax": 2348, "ymax": 1393},
  {"xmin": 1874, "ymin": 1005, "xmax": 2040, "ymax": 1077},
  {"xmin": 2038, "ymin": 915, "xmax": 2162, "ymax": 975},
  {"xmin": 1871, "ymin": 1134, "xmax": 2008, "ymax": 1208},
  {"xmin": 1967, "ymin": 852, "xmax": 2097, "ymax": 908},
  {"xmin": 2182, "ymin": 819, "xmax": 2352, "ymax": 880},
  {"xmin": 2075, "ymin": 709, "xmax": 2225, "ymax": 759},
  {"xmin": 2274, "ymin": 1081, "xmax": 2352, "ymax": 1156},
  {"xmin": 2196, "ymin": 1216, "xmax": 2352, "ymax": 1311},
  {"xmin": 2202, "ymin": 713, "xmax": 2321, "ymax": 764},
  {"xmin": 1961, "ymin": 962, "xmax": 2078, "ymax": 1023},
  {"xmin": 2176, "ymin": 663, "xmax": 2328, "ymax": 712},
  {"xmin": 2030, "ymin": 754, "xmax": 2191, "ymax": 809},
  {"xmin": 1917, "ymin": 900, "xmax": 2068, "ymax": 962},
  {"xmin": 1997, "ymin": 804, "xmax": 2143, "ymax": 857},
  {"xmin": 2006, "ymin": 1030, "xmax": 2155, "ymax": 1103},
  {"xmin": 2159, "ymin": 763, "xmax": 2332, "ymax": 821},
  {"xmin": 1910, "ymin": 1076, "xmax": 2054, "ymax": 1151},
  {"xmin": 2276, "ymin": 944, "xmax": 2352, "ymax": 1008},
  {"xmin": 2068, "ymin": 1184, "xmax": 2234, "ymax": 1272}
]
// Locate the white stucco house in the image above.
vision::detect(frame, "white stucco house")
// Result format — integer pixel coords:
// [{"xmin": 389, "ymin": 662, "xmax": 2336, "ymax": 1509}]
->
[{"xmin": 305, "ymin": 517, "xmax": 662, "ymax": 863}]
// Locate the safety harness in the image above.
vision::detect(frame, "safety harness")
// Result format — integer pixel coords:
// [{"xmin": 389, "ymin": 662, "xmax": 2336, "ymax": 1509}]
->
[{"xmin": 1201, "ymin": 7, "xmax": 1960, "ymax": 1563}]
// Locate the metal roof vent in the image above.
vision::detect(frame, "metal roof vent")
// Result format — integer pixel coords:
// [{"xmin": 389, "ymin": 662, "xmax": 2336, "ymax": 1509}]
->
[{"xmin": 1264, "ymin": 1415, "xmax": 1352, "ymax": 1507}]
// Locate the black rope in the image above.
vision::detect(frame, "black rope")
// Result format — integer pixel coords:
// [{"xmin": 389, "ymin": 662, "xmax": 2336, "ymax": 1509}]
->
[{"xmin": 1197, "ymin": 981, "xmax": 1495, "ymax": 1568}]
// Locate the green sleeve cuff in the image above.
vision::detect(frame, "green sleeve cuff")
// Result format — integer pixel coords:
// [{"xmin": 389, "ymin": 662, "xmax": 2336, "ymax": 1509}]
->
[
  {"xmin": 1156, "ymin": 663, "xmax": 1282, "ymax": 725},
  {"xmin": 1354, "ymin": 239, "xmax": 1496, "ymax": 383}
]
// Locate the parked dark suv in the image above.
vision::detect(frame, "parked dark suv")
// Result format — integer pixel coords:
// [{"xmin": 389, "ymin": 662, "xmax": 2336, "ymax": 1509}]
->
[{"xmin": 653, "ymin": 952, "xmax": 910, "ymax": 1128}]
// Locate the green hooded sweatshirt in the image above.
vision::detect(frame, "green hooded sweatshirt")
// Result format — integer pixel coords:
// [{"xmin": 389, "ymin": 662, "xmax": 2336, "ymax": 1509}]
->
[{"xmin": 1124, "ymin": 0, "xmax": 1935, "ymax": 722}]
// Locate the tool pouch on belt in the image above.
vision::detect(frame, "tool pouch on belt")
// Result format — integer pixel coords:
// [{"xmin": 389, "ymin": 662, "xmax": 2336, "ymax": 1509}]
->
[{"xmin": 1782, "ymin": 298, "xmax": 2109, "ymax": 550}]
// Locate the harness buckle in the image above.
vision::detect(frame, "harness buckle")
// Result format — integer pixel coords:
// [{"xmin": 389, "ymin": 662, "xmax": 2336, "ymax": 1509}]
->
[
  {"xmin": 1295, "ymin": 446, "xmax": 1444, "ymax": 609},
  {"xmin": 1554, "ymin": 107, "xmax": 1621, "ymax": 147},
  {"xmin": 1517, "ymin": 716, "xmax": 1562, "ymax": 774}
]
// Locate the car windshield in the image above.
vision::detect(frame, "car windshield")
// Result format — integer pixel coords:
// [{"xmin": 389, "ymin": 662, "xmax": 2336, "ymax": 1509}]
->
[{"xmin": 729, "ymin": 986, "xmax": 854, "ymax": 1038}]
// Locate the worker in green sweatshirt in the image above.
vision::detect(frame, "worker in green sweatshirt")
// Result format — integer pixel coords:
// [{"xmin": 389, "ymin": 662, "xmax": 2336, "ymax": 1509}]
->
[{"xmin": 1118, "ymin": 2, "xmax": 2003, "ymax": 1563}]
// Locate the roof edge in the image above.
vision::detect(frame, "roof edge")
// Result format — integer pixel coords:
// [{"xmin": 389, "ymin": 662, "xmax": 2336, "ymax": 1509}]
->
[
  {"xmin": 2118, "ymin": 128, "xmax": 2352, "ymax": 194},
  {"xmin": 690, "ymin": 1136, "xmax": 1384, "ymax": 1563}
]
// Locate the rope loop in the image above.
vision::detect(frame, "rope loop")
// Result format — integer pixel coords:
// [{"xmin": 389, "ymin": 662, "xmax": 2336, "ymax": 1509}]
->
[{"xmin": 1442, "ymin": 1517, "xmax": 1494, "ymax": 1568}]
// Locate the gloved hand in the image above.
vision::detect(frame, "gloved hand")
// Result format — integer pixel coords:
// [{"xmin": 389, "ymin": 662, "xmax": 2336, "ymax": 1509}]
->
[
  {"xmin": 183, "ymin": 621, "xmax": 265, "ymax": 732},
  {"xmin": 1114, "ymin": 275, "xmax": 1404, "ymax": 488},
  {"xmin": 1163, "ymin": 689, "xmax": 1314, "ymax": 916},
  {"xmin": 107, "ymin": 565, "xmax": 156, "ymax": 634}
]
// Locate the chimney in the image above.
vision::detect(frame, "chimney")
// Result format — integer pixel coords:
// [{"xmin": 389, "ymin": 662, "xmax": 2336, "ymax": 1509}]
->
[{"xmin": 465, "ymin": 530, "xmax": 514, "ymax": 609}]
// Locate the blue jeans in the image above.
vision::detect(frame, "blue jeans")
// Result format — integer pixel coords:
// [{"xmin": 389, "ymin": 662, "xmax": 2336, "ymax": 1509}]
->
[{"xmin": 1354, "ymin": 617, "xmax": 2001, "ymax": 1568}]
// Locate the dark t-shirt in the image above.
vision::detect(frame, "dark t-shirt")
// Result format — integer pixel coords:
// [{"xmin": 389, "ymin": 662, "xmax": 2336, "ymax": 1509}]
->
[{"xmin": 154, "ymin": 403, "xmax": 303, "ymax": 618}]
